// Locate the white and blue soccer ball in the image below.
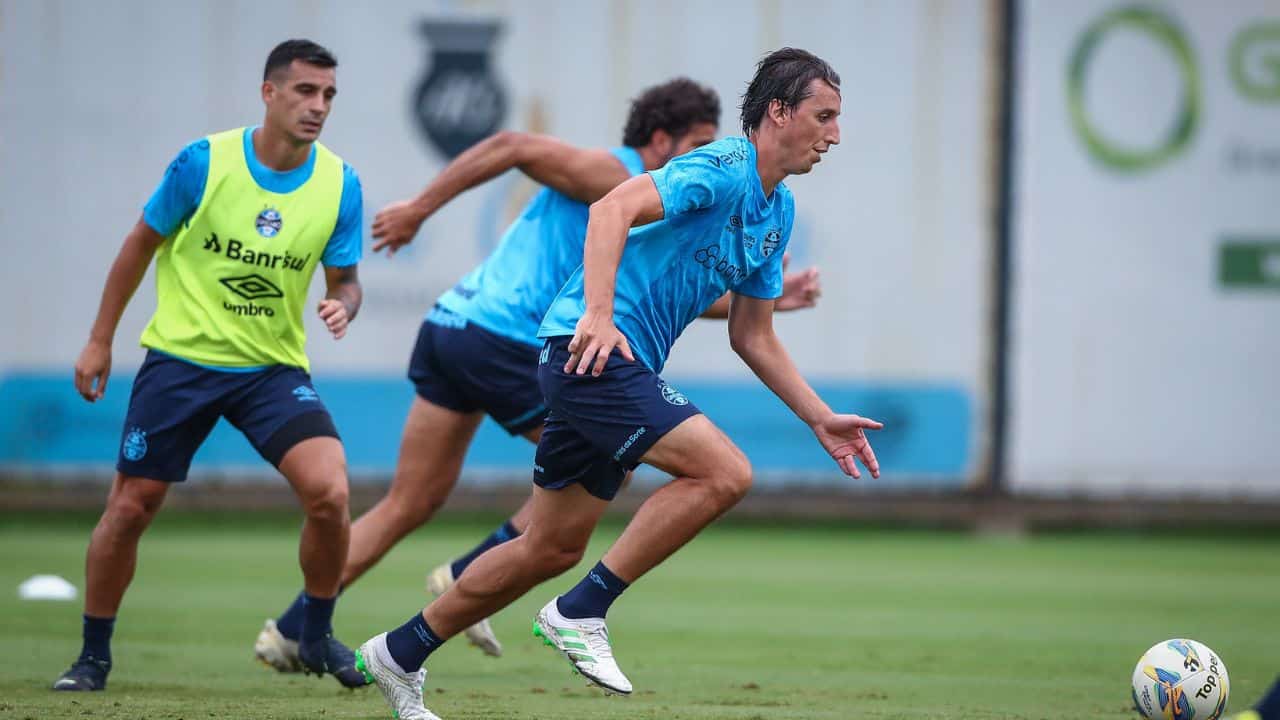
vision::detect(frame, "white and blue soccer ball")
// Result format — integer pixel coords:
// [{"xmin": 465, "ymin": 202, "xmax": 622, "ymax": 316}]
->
[{"xmin": 1131, "ymin": 638, "xmax": 1229, "ymax": 720}]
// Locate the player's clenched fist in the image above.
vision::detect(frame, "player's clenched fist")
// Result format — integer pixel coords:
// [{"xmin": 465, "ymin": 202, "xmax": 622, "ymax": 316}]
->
[{"xmin": 317, "ymin": 299, "xmax": 350, "ymax": 339}]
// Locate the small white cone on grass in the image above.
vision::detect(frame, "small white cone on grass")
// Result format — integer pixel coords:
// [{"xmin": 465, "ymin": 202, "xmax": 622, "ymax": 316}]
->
[{"xmin": 19, "ymin": 574, "xmax": 77, "ymax": 601}]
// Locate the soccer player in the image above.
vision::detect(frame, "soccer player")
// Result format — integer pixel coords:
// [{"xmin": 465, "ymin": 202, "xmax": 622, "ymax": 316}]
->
[
  {"xmin": 1230, "ymin": 676, "xmax": 1280, "ymax": 720},
  {"xmin": 254, "ymin": 78, "xmax": 822, "ymax": 671},
  {"xmin": 53, "ymin": 39, "xmax": 368, "ymax": 691},
  {"xmin": 354, "ymin": 48, "xmax": 879, "ymax": 719}
]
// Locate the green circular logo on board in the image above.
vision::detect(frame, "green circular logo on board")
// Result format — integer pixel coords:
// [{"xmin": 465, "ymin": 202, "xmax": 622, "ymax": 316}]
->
[{"xmin": 1068, "ymin": 6, "xmax": 1200, "ymax": 172}]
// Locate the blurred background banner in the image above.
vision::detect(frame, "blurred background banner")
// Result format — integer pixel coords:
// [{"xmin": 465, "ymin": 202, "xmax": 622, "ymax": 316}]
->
[
  {"xmin": 0, "ymin": 0, "xmax": 990, "ymax": 489},
  {"xmin": 1010, "ymin": 0, "xmax": 1279, "ymax": 499},
  {"xmin": 0, "ymin": 0, "xmax": 1274, "ymax": 499}
]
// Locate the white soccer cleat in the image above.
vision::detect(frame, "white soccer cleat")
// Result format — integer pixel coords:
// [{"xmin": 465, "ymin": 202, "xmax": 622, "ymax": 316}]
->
[
  {"xmin": 355, "ymin": 633, "xmax": 441, "ymax": 720},
  {"xmin": 254, "ymin": 618, "xmax": 301, "ymax": 673},
  {"xmin": 426, "ymin": 563, "xmax": 503, "ymax": 657},
  {"xmin": 532, "ymin": 597, "xmax": 633, "ymax": 696}
]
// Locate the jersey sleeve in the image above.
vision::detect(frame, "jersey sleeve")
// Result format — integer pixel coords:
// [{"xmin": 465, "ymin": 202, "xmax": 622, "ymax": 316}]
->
[
  {"xmin": 647, "ymin": 144, "xmax": 744, "ymax": 220},
  {"xmin": 142, "ymin": 139, "xmax": 210, "ymax": 237},
  {"xmin": 321, "ymin": 163, "xmax": 363, "ymax": 268},
  {"xmin": 735, "ymin": 191, "xmax": 795, "ymax": 300}
]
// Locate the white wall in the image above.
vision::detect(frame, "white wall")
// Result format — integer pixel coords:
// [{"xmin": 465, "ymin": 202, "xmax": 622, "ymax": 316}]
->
[{"xmin": 1010, "ymin": 0, "xmax": 1280, "ymax": 498}]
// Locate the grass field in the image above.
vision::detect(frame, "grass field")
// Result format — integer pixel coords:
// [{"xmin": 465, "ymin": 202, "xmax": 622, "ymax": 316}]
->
[{"xmin": 0, "ymin": 511, "xmax": 1277, "ymax": 720}]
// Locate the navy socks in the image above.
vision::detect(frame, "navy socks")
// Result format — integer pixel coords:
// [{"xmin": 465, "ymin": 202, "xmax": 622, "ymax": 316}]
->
[
  {"xmin": 450, "ymin": 520, "xmax": 520, "ymax": 579},
  {"xmin": 384, "ymin": 612, "xmax": 444, "ymax": 673},
  {"xmin": 556, "ymin": 561, "xmax": 629, "ymax": 619},
  {"xmin": 299, "ymin": 593, "xmax": 336, "ymax": 643},
  {"xmin": 80, "ymin": 614, "xmax": 115, "ymax": 664}
]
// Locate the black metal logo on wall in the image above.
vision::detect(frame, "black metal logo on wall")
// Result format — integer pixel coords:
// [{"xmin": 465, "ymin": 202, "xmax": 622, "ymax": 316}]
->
[{"xmin": 414, "ymin": 19, "xmax": 507, "ymax": 159}]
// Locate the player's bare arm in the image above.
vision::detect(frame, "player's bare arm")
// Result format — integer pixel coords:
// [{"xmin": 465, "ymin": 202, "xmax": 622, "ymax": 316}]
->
[
  {"xmin": 727, "ymin": 292, "xmax": 882, "ymax": 479},
  {"xmin": 372, "ymin": 131, "xmax": 628, "ymax": 255},
  {"xmin": 317, "ymin": 264, "xmax": 360, "ymax": 340},
  {"xmin": 74, "ymin": 217, "xmax": 166, "ymax": 402},
  {"xmin": 700, "ymin": 252, "xmax": 822, "ymax": 318},
  {"xmin": 567, "ymin": 174, "xmax": 667, "ymax": 376}
]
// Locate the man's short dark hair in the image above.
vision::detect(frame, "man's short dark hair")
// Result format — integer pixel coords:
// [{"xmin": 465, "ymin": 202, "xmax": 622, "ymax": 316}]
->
[
  {"xmin": 740, "ymin": 48, "xmax": 840, "ymax": 135},
  {"xmin": 264, "ymin": 39, "xmax": 338, "ymax": 81},
  {"xmin": 622, "ymin": 78, "xmax": 721, "ymax": 148}
]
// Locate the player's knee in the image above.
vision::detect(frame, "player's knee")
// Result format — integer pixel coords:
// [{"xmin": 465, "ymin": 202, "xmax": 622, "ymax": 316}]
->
[
  {"xmin": 106, "ymin": 486, "xmax": 163, "ymax": 533},
  {"xmin": 525, "ymin": 535, "xmax": 588, "ymax": 577},
  {"xmin": 386, "ymin": 475, "xmax": 448, "ymax": 527},
  {"xmin": 302, "ymin": 480, "xmax": 350, "ymax": 524},
  {"xmin": 710, "ymin": 456, "xmax": 753, "ymax": 507},
  {"xmin": 393, "ymin": 493, "xmax": 444, "ymax": 531}
]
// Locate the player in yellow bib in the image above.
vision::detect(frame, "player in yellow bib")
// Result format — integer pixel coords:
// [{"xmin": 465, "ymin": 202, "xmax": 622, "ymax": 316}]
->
[{"xmin": 54, "ymin": 40, "xmax": 368, "ymax": 691}]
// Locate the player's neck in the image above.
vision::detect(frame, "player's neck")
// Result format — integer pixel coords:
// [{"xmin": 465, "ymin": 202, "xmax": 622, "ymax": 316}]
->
[
  {"xmin": 750, "ymin": 135, "xmax": 785, "ymax": 197},
  {"xmin": 635, "ymin": 144, "xmax": 666, "ymax": 172},
  {"xmin": 251, "ymin": 126, "xmax": 312, "ymax": 172}
]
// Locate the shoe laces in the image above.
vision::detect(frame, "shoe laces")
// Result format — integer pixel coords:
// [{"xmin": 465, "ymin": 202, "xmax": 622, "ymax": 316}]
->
[{"xmin": 581, "ymin": 623, "xmax": 614, "ymax": 660}]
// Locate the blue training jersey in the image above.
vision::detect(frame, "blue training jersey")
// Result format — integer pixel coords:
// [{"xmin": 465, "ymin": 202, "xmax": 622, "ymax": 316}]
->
[
  {"xmin": 538, "ymin": 136, "xmax": 793, "ymax": 373},
  {"xmin": 143, "ymin": 126, "xmax": 363, "ymax": 268},
  {"xmin": 435, "ymin": 147, "xmax": 646, "ymax": 346}
]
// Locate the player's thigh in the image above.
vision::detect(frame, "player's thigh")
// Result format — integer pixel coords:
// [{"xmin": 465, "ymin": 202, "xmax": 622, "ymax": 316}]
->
[
  {"xmin": 220, "ymin": 364, "xmax": 344, "ymax": 485},
  {"xmin": 390, "ymin": 395, "xmax": 484, "ymax": 495},
  {"xmin": 277, "ymin": 435, "xmax": 348, "ymax": 502},
  {"xmin": 639, "ymin": 414, "xmax": 749, "ymax": 483}
]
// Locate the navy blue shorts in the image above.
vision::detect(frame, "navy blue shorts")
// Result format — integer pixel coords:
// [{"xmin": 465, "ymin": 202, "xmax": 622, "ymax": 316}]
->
[
  {"xmin": 116, "ymin": 351, "xmax": 339, "ymax": 483},
  {"xmin": 407, "ymin": 306, "xmax": 547, "ymax": 435},
  {"xmin": 533, "ymin": 336, "xmax": 702, "ymax": 501}
]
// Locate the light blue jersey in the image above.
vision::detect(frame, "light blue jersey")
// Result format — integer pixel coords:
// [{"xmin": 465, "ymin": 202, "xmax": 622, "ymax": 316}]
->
[
  {"xmin": 435, "ymin": 147, "xmax": 646, "ymax": 346},
  {"xmin": 143, "ymin": 127, "xmax": 363, "ymax": 267},
  {"xmin": 538, "ymin": 137, "xmax": 792, "ymax": 373}
]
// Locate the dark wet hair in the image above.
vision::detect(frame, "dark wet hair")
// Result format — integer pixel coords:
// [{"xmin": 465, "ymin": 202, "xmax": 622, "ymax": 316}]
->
[{"xmin": 740, "ymin": 48, "xmax": 840, "ymax": 135}]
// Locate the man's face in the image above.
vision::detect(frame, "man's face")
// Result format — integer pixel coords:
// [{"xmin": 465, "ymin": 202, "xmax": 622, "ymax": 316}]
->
[
  {"xmin": 262, "ymin": 61, "xmax": 337, "ymax": 144},
  {"xmin": 671, "ymin": 121, "xmax": 719, "ymax": 158},
  {"xmin": 775, "ymin": 78, "xmax": 841, "ymax": 175},
  {"xmin": 650, "ymin": 121, "xmax": 719, "ymax": 169}
]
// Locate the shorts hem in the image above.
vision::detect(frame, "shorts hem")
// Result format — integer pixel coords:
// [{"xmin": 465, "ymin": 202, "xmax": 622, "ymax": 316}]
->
[
  {"xmin": 498, "ymin": 405, "xmax": 548, "ymax": 436},
  {"xmin": 413, "ymin": 383, "xmax": 480, "ymax": 415}
]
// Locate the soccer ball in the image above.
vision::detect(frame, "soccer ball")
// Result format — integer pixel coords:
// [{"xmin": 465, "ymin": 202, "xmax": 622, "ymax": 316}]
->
[{"xmin": 1131, "ymin": 638, "xmax": 1229, "ymax": 720}]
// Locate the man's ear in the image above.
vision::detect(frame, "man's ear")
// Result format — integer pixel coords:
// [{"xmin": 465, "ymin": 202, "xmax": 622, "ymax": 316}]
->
[{"xmin": 766, "ymin": 98, "xmax": 790, "ymax": 128}]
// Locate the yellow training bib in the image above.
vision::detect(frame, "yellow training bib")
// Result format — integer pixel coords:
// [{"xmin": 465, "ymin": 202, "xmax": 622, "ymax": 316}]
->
[{"xmin": 139, "ymin": 127, "xmax": 343, "ymax": 371}]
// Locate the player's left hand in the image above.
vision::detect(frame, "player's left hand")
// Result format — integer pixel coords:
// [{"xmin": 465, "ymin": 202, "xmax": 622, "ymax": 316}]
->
[
  {"xmin": 812, "ymin": 413, "xmax": 883, "ymax": 479},
  {"xmin": 371, "ymin": 199, "xmax": 426, "ymax": 257},
  {"xmin": 317, "ymin": 299, "xmax": 350, "ymax": 339}
]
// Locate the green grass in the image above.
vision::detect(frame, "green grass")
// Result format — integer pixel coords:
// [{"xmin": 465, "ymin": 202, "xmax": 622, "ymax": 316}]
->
[{"xmin": 0, "ymin": 511, "xmax": 1277, "ymax": 719}]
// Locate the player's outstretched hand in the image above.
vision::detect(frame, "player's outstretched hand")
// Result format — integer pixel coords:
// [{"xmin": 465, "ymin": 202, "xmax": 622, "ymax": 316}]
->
[
  {"xmin": 74, "ymin": 339, "xmax": 111, "ymax": 403},
  {"xmin": 812, "ymin": 413, "xmax": 883, "ymax": 479},
  {"xmin": 371, "ymin": 199, "xmax": 426, "ymax": 257},
  {"xmin": 566, "ymin": 310, "xmax": 634, "ymax": 377},
  {"xmin": 778, "ymin": 266, "xmax": 821, "ymax": 311},
  {"xmin": 317, "ymin": 299, "xmax": 350, "ymax": 340}
]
